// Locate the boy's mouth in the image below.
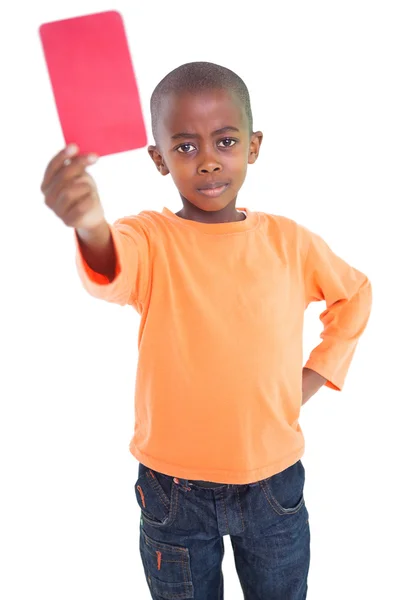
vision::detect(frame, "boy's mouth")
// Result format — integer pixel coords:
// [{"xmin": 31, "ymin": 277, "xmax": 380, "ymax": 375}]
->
[{"xmin": 197, "ymin": 183, "xmax": 229, "ymax": 198}]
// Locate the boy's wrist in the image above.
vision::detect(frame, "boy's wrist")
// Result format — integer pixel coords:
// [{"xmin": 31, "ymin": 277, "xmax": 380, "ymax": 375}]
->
[
  {"xmin": 76, "ymin": 220, "xmax": 110, "ymax": 246},
  {"xmin": 302, "ymin": 367, "xmax": 328, "ymax": 405}
]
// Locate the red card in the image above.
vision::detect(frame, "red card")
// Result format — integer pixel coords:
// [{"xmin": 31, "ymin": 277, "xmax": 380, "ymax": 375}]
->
[{"xmin": 39, "ymin": 11, "xmax": 147, "ymax": 156}]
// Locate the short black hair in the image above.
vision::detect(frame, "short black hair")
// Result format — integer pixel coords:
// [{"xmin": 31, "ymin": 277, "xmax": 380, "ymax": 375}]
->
[{"xmin": 150, "ymin": 61, "xmax": 253, "ymax": 142}]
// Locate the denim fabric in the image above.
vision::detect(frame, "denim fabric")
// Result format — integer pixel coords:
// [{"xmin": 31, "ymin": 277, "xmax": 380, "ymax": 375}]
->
[{"xmin": 134, "ymin": 460, "xmax": 310, "ymax": 599}]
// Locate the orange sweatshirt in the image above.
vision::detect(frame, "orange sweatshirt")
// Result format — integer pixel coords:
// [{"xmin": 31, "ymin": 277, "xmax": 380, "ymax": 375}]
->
[{"xmin": 75, "ymin": 208, "xmax": 372, "ymax": 484}]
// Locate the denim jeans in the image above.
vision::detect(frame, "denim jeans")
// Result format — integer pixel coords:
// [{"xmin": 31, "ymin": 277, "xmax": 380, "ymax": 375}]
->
[{"xmin": 135, "ymin": 460, "xmax": 310, "ymax": 599}]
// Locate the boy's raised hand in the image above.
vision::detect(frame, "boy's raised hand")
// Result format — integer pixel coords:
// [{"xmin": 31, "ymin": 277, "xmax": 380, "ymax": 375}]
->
[{"xmin": 41, "ymin": 145, "xmax": 106, "ymax": 231}]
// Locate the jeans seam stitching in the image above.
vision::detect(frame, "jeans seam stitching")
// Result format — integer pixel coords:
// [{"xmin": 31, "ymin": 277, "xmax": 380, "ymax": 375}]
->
[
  {"xmin": 260, "ymin": 480, "xmax": 305, "ymax": 516},
  {"xmin": 222, "ymin": 493, "xmax": 230, "ymax": 534},
  {"xmin": 146, "ymin": 470, "xmax": 169, "ymax": 508},
  {"xmin": 235, "ymin": 487, "xmax": 245, "ymax": 532}
]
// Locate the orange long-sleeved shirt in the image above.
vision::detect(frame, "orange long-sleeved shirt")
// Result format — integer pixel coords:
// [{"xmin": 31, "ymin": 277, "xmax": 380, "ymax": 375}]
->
[{"xmin": 75, "ymin": 207, "xmax": 372, "ymax": 484}]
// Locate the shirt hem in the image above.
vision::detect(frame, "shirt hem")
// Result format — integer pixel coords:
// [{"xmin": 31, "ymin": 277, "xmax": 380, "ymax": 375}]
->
[{"xmin": 129, "ymin": 443, "xmax": 305, "ymax": 485}]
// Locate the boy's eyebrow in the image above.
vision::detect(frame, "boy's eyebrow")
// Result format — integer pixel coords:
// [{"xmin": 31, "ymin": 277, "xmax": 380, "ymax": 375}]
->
[{"xmin": 171, "ymin": 126, "xmax": 240, "ymax": 140}]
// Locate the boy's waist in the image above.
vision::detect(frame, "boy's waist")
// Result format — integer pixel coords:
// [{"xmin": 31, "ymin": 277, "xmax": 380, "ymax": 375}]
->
[{"xmin": 189, "ymin": 479, "xmax": 226, "ymax": 488}]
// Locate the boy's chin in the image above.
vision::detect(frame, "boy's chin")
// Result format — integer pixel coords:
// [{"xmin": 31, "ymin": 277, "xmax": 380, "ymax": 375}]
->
[{"xmin": 179, "ymin": 192, "xmax": 236, "ymax": 213}]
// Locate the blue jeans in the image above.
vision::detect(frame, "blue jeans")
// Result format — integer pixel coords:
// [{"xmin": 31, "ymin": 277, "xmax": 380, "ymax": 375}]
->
[{"xmin": 135, "ymin": 460, "xmax": 310, "ymax": 599}]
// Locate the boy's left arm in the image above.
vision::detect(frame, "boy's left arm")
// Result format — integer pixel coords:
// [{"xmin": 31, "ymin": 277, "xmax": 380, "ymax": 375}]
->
[
  {"xmin": 302, "ymin": 367, "xmax": 327, "ymax": 405},
  {"xmin": 300, "ymin": 227, "xmax": 373, "ymax": 404}
]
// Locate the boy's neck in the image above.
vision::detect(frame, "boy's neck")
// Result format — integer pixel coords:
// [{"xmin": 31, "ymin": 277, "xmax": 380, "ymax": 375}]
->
[{"xmin": 176, "ymin": 199, "xmax": 246, "ymax": 224}]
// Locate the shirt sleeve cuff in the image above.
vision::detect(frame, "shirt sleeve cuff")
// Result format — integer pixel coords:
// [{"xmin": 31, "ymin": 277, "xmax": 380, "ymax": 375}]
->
[{"xmin": 304, "ymin": 358, "xmax": 343, "ymax": 391}]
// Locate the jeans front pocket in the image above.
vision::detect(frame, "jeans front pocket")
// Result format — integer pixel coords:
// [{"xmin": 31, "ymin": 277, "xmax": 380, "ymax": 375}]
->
[
  {"xmin": 134, "ymin": 466, "xmax": 179, "ymax": 528},
  {"xmin": 140, "ymin": 528, "xmax": 194, "ymax": 599},
  {"xmin": 260, "ymin": 460, "xmax": 306, "ymax": 516}
]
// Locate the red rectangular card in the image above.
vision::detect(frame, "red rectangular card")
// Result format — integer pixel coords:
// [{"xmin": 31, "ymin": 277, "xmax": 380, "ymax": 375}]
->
[{"xmin": 39, "ymin": 11, "xmax": 147, "ymax": 156}]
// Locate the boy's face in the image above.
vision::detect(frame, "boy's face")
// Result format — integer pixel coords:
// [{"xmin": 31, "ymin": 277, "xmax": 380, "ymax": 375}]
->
[{"xmin": 148, "ymin": 89, "xmax": 263, "ymax": 212}]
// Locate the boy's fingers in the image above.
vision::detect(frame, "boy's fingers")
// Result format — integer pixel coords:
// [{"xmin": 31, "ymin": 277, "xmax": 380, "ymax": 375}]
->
[
  {"xmin": 50, "ymin": 155, "xmax": 98, "ymax": 191},
  {"xmin": 54, "ymin": 176, "xmax": 93, "ymax": 210},
  {"xmin": 45, "ymin": 172, "xmax": 94, "ymax": 211},
  {"xmin": 41, "ymin": 146, "xmax": 98, "ymax": 194},
  {"xmin": 41, "ymin": 145, "xmax": 79, "ymax": 192}
]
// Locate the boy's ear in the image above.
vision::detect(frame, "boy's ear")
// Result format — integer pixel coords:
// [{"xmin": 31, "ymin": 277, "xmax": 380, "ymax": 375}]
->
[
  {"xmin": 248, "ymin": 131, "xmax": 263, "ymax": 165},
  {"xmin": 148, "ymin": 145, "xmax": 169, "ymax": 175}
]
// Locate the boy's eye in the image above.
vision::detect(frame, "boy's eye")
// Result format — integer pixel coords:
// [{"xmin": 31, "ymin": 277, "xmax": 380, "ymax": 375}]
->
[
  {"xmin": 218, "ymin": 138, "xmax": 237, "ymax": 148},
  {"xmin": 177, "ymin": 143, "xmax": 196, "ymax": 153}
]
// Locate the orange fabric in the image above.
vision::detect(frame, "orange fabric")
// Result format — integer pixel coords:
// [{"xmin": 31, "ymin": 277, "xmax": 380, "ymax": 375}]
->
[{"xmin": 75, "ymin": 208, "xmax": 372, "ymax": 484}]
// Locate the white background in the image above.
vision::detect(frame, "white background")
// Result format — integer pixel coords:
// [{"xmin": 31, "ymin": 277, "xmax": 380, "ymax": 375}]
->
[{"xmin": 1, "ymin": 1, "xmax": 399, "ymax": 598}]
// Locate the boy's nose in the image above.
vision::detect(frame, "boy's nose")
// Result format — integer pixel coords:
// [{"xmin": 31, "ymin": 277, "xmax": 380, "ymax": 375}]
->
[{"xmin": 197, "ymin": 154, "xmax": 222, "ymax": 174}]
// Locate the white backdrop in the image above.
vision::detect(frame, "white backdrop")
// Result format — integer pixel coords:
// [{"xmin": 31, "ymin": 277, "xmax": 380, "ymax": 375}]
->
[{"xmin": 1, "ymin": 1, "xmax": 398, "ymax": 598}]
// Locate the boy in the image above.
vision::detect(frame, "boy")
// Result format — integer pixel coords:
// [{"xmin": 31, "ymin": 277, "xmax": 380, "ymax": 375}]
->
[{"xmin": 41, "ymin": 62, "xmax": 372, "ymax": 599}]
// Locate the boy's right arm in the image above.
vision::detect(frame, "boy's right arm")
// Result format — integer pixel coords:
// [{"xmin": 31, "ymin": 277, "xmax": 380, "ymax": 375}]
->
[
  {"xmin": 75, "ymin": 221, "xmax": 117, "ymax": 282},
  {"xmin": 41, "ymin": 145, "xmax": 149, "ymax": 306}
]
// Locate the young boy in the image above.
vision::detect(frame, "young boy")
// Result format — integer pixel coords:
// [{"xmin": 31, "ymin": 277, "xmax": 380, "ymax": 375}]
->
[{"xmin": 41, "ymin": 62, "xmax": 372, "ymax": 599}]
